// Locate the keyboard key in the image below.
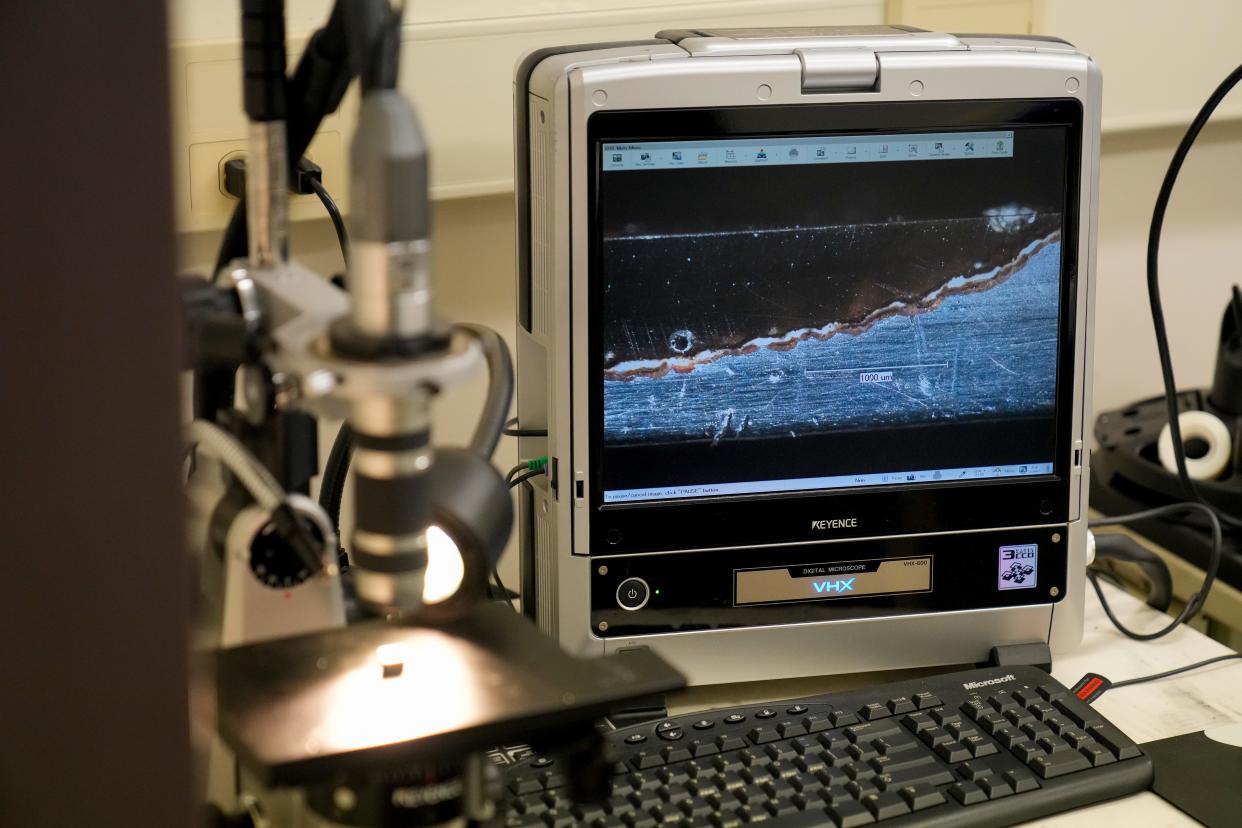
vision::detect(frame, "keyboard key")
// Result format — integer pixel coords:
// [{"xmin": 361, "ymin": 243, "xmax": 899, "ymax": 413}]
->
[
  {"xmin": 962, "ymin": 734, "xmax": 998, "ymax": 757},
  {"xmin": 860, "ymin": 791, "xmax": 910, "ymax": 820},
  {"xmin": 918, "ymin": 727, "xmax": 952, "ymax": 748},
  {"xmin": 1061, "ymin": 728, "xmax": 1090, "ymax": 749},
  {"xmin": 625, "ymin": 734, "xmax": 647, "ymax": 745},
  {"xmin": 656, "ymin": 728, "xmax": 684, "ymax": 742},
  {"xmin": 794, "ymin": 756, "xmax": 827, "ymax": 776},
  {"xmin": 871, "ymin": 753, "xmax": 934, "ymax": 775},
  {"xmin": 792, "ymin": 736, "xmax": 824, "ymax": 756},
  {"xmin": 960, "ymin": 699, "xmax": 989, "ymax": 720},
  {"xmin": 764, "ymin": 798, "xmax": 799, "ymax": 817},
  {"xmin": 755, "ymin": 708, "xmax": 778, "ymax": 720},
  {"xmin": 765, "ymin": 743, "xmax": 797, "ymax": 762},
  {"xmin": 824, "ymin": 798, "xmax": 876, "ymax": 827},
  {"xmin": 896, "ymin": 783, "xmax": 946, "ymax": 811},
  {"xmin": 887, "ymin": 697, "xmax": 917, "ymax": 715},
  {"xmin": 1053, "ymin": 699, "xmax": 1103, "ymax": 730},
  {"xmin": 779, "ymin": 722, "xmax": 808, "ymax": 739},
  {"xmin": 913, "ymin": 692, "xmax": 941, "ymax": 710},
  {"xmin": 978, "ymin": 776, "xmax": 1014, "ymax": 800},
  {"xmin": 655, "ymin": 721, "xmax": 679, "ymax": 733},
  {"xmin": 1080, "ymin": 743, "xmax": 1116, "ymax": 767},
  {"xmin": 747, "ymin": 727, "xmax": 780, "ymax": 745},
  {"xmin": 947, "ymin": 721, "xmax": 979, "ymax": 741},
  {"xmin": 690, "ymin": 739, "xmax": 720, "ymax": 758},
  {"xmin": 875, "ymin": 765, "xmax": 955, "ymax": 792},
  {"xmin": 819, "ymin": 785, "xmax": 852, "ymax": 806},
  {"xmin": 955, "ymin": 759, "xmax": 994, "ymax": 782},
  {"xmin": 716, "ymin": 735, "xmax": 746, "ymax": 752},
  {"xmin": 929, "ymin": 709, "xmax": 961, "ymax": 727},
  {"xmin": 934, "ymin": 742, "xmax": 971, "ymax": 764},
  {"xmin": 630, "ymin": 752, "xmax": 664, "ymax": 770},
  {"xmin": 901, "ymin": 713, "xmax": 935, "ymax": 733},
  {"xmin": 1087, "ymin": 724, "xmax": 1143, "ymax": 760},
  {"xmin": 1037, "ymin": 683, "xmax": 1066, "ymax": 702},
  {"xmin": 802, "ymin": 714, "xmax": 833, "ymax": 733},
  {"xmin": 859, "ymin": 703, "xmax": 890, "ymax": 721},
  {"xmin": 1013, "ymin": 688, "xmax": 1042, "ymax": 706},
  {"xmin": 787, "ymin": 704, "xmax": 809, "ymax": 715},
  {"xmin": 830, "ymin": 709, "xmax": 861, "ymax": 727},
  {"xmin": 990, "ymin": 724, "xmax": 1026, "ymax": 749},
  {"xmin": 723, "ymin": 714, "xmax": 746, "ymax": 724},
  {"xmin": 846, "ymin": 721, "xmax": 902, "ymax": 743},
  {"xmin": 1003, "ymin": 769, "xmax": 1041, "ymax": 793},
  {"xmin": 948, "ymin": 781, "xmax": 988, "ymax": 805},
  {"xmin": 660, "ymin": 747, "xmax": 692, "ymax": 764},
  {"xmin": 872, "ymin": 736, "xmax": 920, "ymax": 756},
  {"xmin": 845, "ymin": 779, "xmax": 878, "ymax": 799},
  {"xmin": 1028, "ymin": 752, "xmax": 1092, "ymax": 779}
]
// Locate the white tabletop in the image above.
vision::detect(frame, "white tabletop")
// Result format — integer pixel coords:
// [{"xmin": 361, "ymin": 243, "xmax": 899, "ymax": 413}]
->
[{"xmin": 668, "ymin": 581, "xmax": 1242, "ymax": 826}]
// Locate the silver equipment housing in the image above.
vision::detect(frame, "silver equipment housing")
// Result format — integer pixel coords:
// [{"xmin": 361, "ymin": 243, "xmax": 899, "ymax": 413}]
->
[{"xmin": 515, "ymin": 26, "xmax": 1101, "ymax": 686}]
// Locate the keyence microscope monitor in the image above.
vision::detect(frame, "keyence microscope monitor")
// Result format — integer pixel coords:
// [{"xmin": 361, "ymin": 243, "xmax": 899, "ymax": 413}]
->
[{"xmin": 514, "ymin": 27, "xmax": 1100, "ymax": 685}]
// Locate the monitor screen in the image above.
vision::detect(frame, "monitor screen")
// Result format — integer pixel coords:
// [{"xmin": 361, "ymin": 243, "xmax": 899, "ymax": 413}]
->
[{"xmin": 595, "ymin": 123, "xmax": 1070, "ymax": 505}]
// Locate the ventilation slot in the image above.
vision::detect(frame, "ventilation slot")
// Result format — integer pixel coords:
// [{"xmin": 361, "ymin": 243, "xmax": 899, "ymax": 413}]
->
[{"xmin": 535, "ymin": 506, "xmax": 558, "ymax": 637}]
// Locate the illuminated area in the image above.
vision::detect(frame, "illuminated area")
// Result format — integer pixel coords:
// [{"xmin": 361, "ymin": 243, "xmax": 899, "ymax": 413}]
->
[{"xmin": 422, "ymin": 525, "xmax": 464, "ymax": 604}]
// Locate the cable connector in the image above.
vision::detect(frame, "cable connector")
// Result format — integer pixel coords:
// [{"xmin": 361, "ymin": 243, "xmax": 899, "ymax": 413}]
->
[
  {"xmin": 524, "ymin": 455, "xmax": 549, "ymax": 473},
  {"xmin": 220, "ymin": 156, "xmax": 325, "ymax": 199}
]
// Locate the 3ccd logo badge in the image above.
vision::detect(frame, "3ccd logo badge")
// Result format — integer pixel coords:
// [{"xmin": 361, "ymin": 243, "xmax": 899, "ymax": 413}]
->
[{"xmin": 998, "ymin": 544, "xmax": 1037, "ymax": 590}]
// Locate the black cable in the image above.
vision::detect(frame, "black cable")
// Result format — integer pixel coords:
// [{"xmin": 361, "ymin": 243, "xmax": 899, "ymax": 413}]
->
[
  {"xmin": 492, "ymin": 568, "xmax": 517, "ymax": 612},
  {"xmin": 503, "ymin": 416, "xmax": 547, "ymax": 437},
  {"xmin": 1145, "ymin": 62, "xmax": 1242, "ymax": 530},
  {"xmin": 457, "ymin": 324, "xmax": 513, "ymax": 459},
  {"xmin": 509, "ymin": 468, "xmax": 544, "ymax": 488},
  {"xmin": 1104, "ymin": 653, "xmax": 1242, "ymax": 694},
  {"xmin": 214, "ymin": 0, "xmax": 353, "ymax": 276},
  {"xmin": 310, "ymin": 177, "xmax": 348, "ymax": 264},
  {"xmin": 505, "ymin": 462, "xmax": 529, "ymax": 483},
  {"xmin": 1089, "ymin": 503, "xmax": 1221, "ymax": 640},
  {"xmin": 318, "ymin": 422, "xmax": 354, "ymax": 533}
]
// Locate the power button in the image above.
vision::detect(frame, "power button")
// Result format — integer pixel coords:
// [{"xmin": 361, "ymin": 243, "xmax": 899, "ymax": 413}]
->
[{"xmin": 616, "ymin": 577, "xmax": 650, "ymax": 611}]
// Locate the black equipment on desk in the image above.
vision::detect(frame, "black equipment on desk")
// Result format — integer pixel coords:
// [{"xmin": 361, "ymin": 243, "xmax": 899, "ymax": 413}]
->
[
  {"xmin": 500, "ymin": 665, "xmax": 1151, "ymax": 828},
  {"xmin": 1092, "ymin": 292, "xmax": 1242, "ymax": 591}
]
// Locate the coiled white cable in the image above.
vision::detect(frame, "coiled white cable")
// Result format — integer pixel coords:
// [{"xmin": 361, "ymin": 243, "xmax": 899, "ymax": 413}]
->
[{"xmin": 185, "ymin": 419, "xmax": 285, "ymax": 510}]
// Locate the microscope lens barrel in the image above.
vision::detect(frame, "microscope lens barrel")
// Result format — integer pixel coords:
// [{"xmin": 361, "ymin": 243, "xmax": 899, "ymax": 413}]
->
[{"xmin": 346, "ymin": 90, "xmax": 434, "ymax": 344}]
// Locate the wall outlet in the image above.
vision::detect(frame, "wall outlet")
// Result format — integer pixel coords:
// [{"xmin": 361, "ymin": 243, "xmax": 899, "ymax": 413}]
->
[{"xmin": 170, "ymin": 36, "xmax": 352, "ymax": 235}]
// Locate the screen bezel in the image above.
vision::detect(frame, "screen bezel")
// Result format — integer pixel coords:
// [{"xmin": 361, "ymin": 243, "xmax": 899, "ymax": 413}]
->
[{"xmin": 586, "ymin": 99, "xmax": 1083, "ymax": 555}]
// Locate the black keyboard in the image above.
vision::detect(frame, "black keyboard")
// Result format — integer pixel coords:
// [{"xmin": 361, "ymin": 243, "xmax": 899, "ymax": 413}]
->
[{"xmin": 501, "ymin": 665, "xmax": 1151, "ymax": 827}]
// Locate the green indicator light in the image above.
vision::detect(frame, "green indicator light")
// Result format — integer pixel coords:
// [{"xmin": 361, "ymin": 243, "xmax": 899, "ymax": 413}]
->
[{"xmin": 655, "ymin": 590, "xmax": 661, "ymax": 595}]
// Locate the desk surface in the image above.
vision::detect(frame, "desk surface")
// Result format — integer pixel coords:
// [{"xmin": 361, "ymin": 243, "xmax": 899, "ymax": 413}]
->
[{"xmin": 668, "ymin": 581, "xmax": 1242, "ymax": 827}]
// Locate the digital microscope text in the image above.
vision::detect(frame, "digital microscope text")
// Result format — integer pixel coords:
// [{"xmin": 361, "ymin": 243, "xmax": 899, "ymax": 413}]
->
[{"xmin": 597, "ymin": 129, "xmax": 1068, "ymax": 501}]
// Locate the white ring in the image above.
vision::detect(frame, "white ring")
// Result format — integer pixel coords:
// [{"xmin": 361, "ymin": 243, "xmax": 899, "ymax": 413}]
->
[{"xmin": 1157, "ymin": 410, "xmax": 1231, "ymax": 480}]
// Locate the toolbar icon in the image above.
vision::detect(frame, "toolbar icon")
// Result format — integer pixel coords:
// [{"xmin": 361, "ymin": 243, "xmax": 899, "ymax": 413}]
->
[
  {"xmin": 671, "ymin": 150, "xmax": 682, "ymax": 161},
  {"xmin": 756, "ymin": 149, "xmax": 768, "ymax": 160},
  {"xmin": 698, "ymin": 152, "xmax": 709, "ymax": 162},
  {"xmin": 611, "ymin": 153, "xmax": 623, "ymax": 163}
]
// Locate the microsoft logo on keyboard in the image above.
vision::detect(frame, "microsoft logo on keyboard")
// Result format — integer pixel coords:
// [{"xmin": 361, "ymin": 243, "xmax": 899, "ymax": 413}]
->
[{"xmin": 961, "ymin": 673, "xmax": 1016, "ymax": 690}]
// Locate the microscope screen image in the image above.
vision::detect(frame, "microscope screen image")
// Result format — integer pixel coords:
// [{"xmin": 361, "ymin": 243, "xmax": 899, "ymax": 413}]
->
[{"xmin": 596, "ymin": 128, "xmax": 1071, "ymax": 503}]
